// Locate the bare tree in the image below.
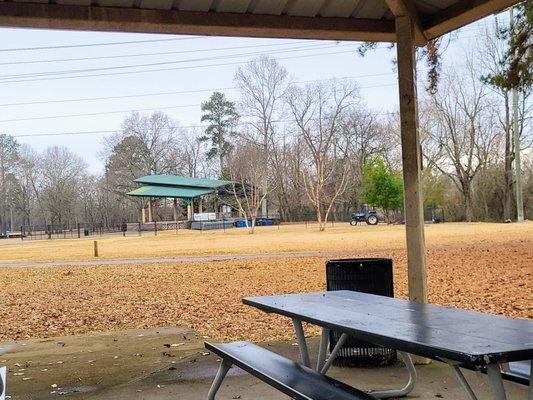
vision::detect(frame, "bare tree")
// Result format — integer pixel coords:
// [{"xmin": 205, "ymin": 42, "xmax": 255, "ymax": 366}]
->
[
  {"xmin": 234, "ymin": 56, "xmax": 290, "ymax": 217},
  {"xmin": 227, "ymin": 142, "xmax": 274, "ymax": 233},
  {"xmin": 286, "ymin": 79, "xmax": 358, "ymax": 231},
  {"xmin": 337, "ymin": 107, "xmax": 396, "ymax": 215},
  {"xmin": 423, "ymin": 64, "xmax": 501, "ymax": 221},
  {"xmin": 103, "ymin": 112, "xmax": 179, "ymax": 186},
  {"xmin": 0, "ymin": 134, "xmax": 19, "ymax": 232},
  {"xmin": 479, "ymin": 22, "xmax": 533, "ymax": 221},
  {"xmin": 12, "ymin": 145, "xmax": 40, "ymax": 227},
  {"xmin": 37, "ymin": 146, "xmax": 87, "ymax": 225},
  {"xmin": 269, "ymin": 133, "xmax": 308, "ymax": 221},
  {"xmin": 179, "ymin": 128, "xmax": 210, "ymax": 178}
]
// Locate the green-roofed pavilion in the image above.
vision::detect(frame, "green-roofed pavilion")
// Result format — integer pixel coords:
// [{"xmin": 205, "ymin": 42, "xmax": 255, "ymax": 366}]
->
[
  {"xmin": 127, "ymin": 185, "xmax": 214, "ymax": 199},
  {"xmin": 134, "ymin": 175, "xmax": 231, "ymax": 189},
  {"xmin": 127, "ymin": 174, "xmax": 231, "ymax": 222}
]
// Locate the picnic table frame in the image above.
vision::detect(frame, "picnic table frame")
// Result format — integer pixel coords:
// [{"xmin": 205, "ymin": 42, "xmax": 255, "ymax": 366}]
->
[{"xmin": 243, "ymin": 291, "xmax": 533, "ymax": 400}]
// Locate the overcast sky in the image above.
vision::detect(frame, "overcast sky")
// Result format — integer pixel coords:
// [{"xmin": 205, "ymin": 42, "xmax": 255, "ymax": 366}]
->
[{"xmin": 0, "ymin": 14, "xmax": 505, "ymax": 174}]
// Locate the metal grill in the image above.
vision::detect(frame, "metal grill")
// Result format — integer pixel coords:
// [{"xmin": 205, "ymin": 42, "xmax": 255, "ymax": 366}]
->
[{"xmin": 326, "ymin": 258, "xmax": 397, "ymax": 367}]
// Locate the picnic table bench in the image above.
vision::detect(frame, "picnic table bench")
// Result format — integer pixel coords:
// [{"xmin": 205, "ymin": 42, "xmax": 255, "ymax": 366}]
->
[
  {"xmin": 206, "ymin": 291, "xmax": 533, "ymax": 400},
  {"xmin": 206, "ymin": 341, "xmax": 374, "ymax": 400}
]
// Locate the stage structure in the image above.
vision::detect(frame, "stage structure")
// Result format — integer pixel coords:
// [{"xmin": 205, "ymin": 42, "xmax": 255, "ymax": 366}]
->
[{"xmin": 127, "ymin": 175, "xmax": 231, "ymax": 222}]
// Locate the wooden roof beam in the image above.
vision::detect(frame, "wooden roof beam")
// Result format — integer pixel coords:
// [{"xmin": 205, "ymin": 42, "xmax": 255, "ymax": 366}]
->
[
  {"xmin": 0, "ymin": 2, "xmax": 396, "ymax": 42},
  {"xmin": 424, "ymin": 0, "xmax": 518, "ymax": 40},
  {"xmin": 385, "ymin": 0, "xmax": 428, "ymax": 46}
]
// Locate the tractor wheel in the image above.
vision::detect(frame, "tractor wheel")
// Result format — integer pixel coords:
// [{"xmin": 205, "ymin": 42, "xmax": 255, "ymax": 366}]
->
[
  {"xmin": 366, "ymin": 215, "xmax": 378, "ymax": 225},
  {"xmin": 349, "ymin": 220, "xmax": 357, "ymax": 226}
]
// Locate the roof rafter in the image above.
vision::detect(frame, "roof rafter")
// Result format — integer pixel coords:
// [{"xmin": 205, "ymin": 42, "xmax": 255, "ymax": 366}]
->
[
  {"xmin": 384, "ymin": 0, "xmax": 428, "ymax": 46},
  {"xmin": 0, "ymin": 1, "xmax": 396, "ymax": 42},
  {"xmin": 424, "ymin": 0, "xmax": 517, "ymax": 40}
]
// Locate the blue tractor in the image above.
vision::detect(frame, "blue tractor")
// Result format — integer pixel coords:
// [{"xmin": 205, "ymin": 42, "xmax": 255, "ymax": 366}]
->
[{"xmin": 349, "ymin": 210, "xmax": 379, "ymax": 226}]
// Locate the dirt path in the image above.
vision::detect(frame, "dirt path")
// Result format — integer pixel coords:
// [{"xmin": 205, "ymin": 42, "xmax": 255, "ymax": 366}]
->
[{"xmin": 0, "ymin": 250, "xmax": 357, "ymax": 268}]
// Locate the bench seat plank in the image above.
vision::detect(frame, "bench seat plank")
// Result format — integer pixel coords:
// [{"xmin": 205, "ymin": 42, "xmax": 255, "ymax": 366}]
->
[
  {"xmin": 502, "ymin": 361, "xmax": 530, "ymax": 386},
  {"xmin": 205, "ymin": 341, "xmax": 375, "ymax": 400}
]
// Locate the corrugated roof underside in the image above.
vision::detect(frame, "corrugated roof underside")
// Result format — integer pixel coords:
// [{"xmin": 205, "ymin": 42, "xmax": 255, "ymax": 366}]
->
[
  {"xmin": 134, "ymin": 175, "xmax": 231, "ymax": 189},
  {"xmin": 3, "ymin": 0, "xmax": 458, "ymax": 20},
  {"xmin": 127, "ymin": 185, "xmax": 214, "ymax": 198}
]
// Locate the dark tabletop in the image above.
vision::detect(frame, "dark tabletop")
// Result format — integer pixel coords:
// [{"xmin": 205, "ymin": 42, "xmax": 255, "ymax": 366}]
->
[{"xmin": 243, "ymin": 291, "xmax": 533, "ymax": 367}]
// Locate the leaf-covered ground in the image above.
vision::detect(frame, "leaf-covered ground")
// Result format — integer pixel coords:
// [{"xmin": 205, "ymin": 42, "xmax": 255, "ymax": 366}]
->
[{"xmin": 1, "ymin": 240, "xmax": 531, "ymax": 342}]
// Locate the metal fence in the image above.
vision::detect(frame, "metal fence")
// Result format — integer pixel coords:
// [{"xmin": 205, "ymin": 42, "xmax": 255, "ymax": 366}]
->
[{"xmin": 14, "ymin": 223, "xmax": 125, "ymax": 240}]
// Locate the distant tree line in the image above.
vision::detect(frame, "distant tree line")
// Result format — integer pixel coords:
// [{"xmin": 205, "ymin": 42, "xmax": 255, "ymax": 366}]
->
[{"xmin": 0, "ymin": 20, "xmax": 531, "ymax": 232}]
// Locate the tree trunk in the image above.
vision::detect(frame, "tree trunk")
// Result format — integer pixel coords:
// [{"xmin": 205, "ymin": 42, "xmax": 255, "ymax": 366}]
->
[
  {"xmin": 503, "ymin": 94, "xmax": 513, "ymax": 221},
  {"xmin": 464, "ymin": 187, "xmax": 474, "ymax": 222},
  {"xmin": 317, "ymin": 206, "xmax": 325, "ymax": 232}
]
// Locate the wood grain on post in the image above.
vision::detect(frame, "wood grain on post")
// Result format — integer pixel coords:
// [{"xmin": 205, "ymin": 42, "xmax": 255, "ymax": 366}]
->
[
  {"xmin": 93, "ymin": 241, "xmax": 98, "ymax": 257},
  {"xmin": 395, "ymin": 15, "xmax": 428, "ymax": 304}
]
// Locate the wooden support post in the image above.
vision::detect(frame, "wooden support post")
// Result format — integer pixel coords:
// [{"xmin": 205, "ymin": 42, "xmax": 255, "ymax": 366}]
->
[
  {"xmin": 198, "ymin": 197, "xmax": 203, "ymax": 214},
  {"xmin": 147, "ymin": 198, "xmax": 153, "ymax": 223},
  {"xmin": 141, "ymin": 207, "xmax": 146, "ymax": 223},
  {"xmin": 93, "ymin": 240, "xmax": 99, "ymax": 257},
  {"xmin": 173, "ymin": 198, "xmax": 178, "ymax": 222},
  {"xmin": 396, "ymin": 15, "xmax": 427, "ymax": 304},
  {"xmin": 187, "ymin": 200, "xmax": 193, "ymax": 221}
]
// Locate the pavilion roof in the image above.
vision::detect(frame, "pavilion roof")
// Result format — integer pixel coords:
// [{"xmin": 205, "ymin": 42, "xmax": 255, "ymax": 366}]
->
[
  {"xmin": 127, "ymin": 184, "xmax": 215, "ymax": 199},
  {"xmin": 127, "ymin": 175, "xmax": 231, "ymax": 198},
  {"xmin": 0, "ymin": 0, "xmax": 518, "ymax": 46},
  {"xmin": 134, "ymin": 175, "xmax": 230, "ymax": 189}
]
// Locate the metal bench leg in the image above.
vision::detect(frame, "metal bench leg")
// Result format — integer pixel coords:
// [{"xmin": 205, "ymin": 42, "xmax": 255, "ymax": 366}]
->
[
  {"xmin": 207, "ymin": 360, "xmax": 232, "ymax": 400},
  {"xmin": 292, "ymin": 318, "xmax": 311, "ymax": 368},
  {"xmin": 370, "ymin": 352, "xmax": 417, "ymax": 399},
  {"xmin": 316, "ymin": 327, "xmax": 329, "ymax": 371},
  {"xmin": 320, "ymin": 333, "xmax": 348, "ymax": 374},
  {"xmin": 486, "ymin": 364, "xmax": 508, "ymax": 400}
]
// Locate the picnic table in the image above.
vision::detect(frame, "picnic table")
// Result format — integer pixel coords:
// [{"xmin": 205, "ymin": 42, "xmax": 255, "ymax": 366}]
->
[{"xmin": 241, "ymin": 290, "xmax": 533, "ymax": 400}]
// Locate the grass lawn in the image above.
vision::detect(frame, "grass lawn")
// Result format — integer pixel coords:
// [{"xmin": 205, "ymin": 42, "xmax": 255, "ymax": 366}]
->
[
  {"xmin": 0, "ymin": 222, "xmax": 531, "ymax": 342},
  {"xmin": 0, "ymin": 221, "xmax": 531, "ymax": 262}
]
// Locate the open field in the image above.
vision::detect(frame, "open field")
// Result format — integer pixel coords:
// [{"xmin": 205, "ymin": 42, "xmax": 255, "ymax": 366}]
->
[
  {"xmin": 0, "ymin": 223, "xmax": 531, "ymax": 342},
  {"xmin": 0, "ymin": 222, "xmax": 532, "ymax": 263}
]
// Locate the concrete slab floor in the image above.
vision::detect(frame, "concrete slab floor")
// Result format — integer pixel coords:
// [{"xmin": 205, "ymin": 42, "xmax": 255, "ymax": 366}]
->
[
  {"xmin": 0, "ymin": 329, "xmax": 528, "ymax": 400},
  {"xmin": 0, "ymin": 327, "xmax": 202, "ymax": 400}
]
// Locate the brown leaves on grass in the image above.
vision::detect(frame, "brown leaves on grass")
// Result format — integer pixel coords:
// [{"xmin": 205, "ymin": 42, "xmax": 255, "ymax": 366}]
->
[{"xmin": 0, "ymin": 242, "xmax": 531, "ymax": 342}]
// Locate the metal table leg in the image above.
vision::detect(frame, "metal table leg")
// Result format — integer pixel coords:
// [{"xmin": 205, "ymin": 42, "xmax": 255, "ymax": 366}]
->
[
  {"xmin": 292, "ymin": 318, "xmax": 311, "ymax": 368},
  {"xmin": 448, "ymin": 362, "xmax": 513, "ymax": 400},
  {"xmin": 316, "ymin": 327, "xmax": 329, "ymax": 371},
  {"xmin": 207, "ymin": 360, "xmax": 232, "ymax": 400},
  {"xmin": 320, "ymin": 333, "xmax": 348, "ymax": 374},
  {"xmin": 486, "ymin": 364, "xmax": 508, "ymax": 400},
  {"xmin": 449, "ymin": 364, "xmax": 479, "ymax": 400},
  {"xmin": 370, "ymin": 351, "xmax": 417, "ymax": 399},
  {"xmin": 529, "ymin": 360, "xmax": 533, "ymax": 400},
  {"xmin": 313, "ymin": 329, "xmax": 416, "ymax": 398}
]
